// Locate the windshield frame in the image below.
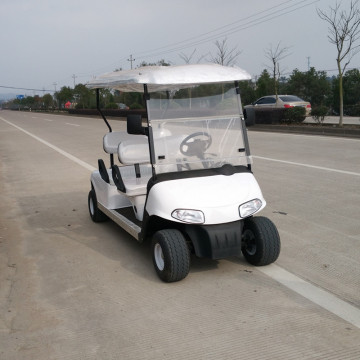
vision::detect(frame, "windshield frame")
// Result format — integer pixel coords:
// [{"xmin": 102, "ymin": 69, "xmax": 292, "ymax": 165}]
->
[{"xmin": 144, "ymin": 81, "xmax": 251, "ymax": 176}]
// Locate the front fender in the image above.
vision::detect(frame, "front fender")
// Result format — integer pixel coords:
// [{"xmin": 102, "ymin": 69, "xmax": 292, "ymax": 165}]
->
[{"xmin": 145, "ymin": 172, "xmax": 266, "ymax": 225}]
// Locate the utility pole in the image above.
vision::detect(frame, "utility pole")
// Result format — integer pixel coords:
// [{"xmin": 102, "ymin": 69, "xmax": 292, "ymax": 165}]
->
[
  {"xmin": 127, "ymin": 54, "xmax": 135, "ymax": 69},
  {"xmin": 72, "ymin": 74, "xmax": 77, "ymax": 88},
  {"xmin": 53, "ymin": 82, "xmax": 58, "ymax": 110}
]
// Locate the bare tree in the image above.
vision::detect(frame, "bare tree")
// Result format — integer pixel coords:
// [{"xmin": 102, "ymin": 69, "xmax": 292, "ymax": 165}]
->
[
  {"xmin": 318, "ymin": 0, "xmax": 360, "ymax": 126},
  {"xmin": 265, "ymin": 42, "xmax": 290, "ymax": 100},
  {"xmin": 179, "ymin": 49, "xmax": 207, "ymax": 64},
  {"xmin": 179, "ymin": 49, "xmax": 196, "ymax": 64},
  {"xmin": 209, "ymin": 38, "xmax": 242, "ymax": 66}
]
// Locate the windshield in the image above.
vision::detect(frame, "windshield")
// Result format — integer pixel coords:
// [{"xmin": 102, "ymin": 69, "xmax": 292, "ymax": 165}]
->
[{"xmin": 147, "ymin": 83, "xmax": 251, "ymax": 174}]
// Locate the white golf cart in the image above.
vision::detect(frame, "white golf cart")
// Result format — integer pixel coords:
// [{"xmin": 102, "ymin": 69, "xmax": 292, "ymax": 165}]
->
[{"xmin": 87, "ymin": 64, "xmax": 280, "ymax": 282}]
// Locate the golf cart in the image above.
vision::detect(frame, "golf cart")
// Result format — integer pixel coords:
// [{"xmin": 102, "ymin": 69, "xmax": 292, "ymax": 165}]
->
[{"xmin": 87, "ymin": 64, "xmax": 280, "ymax": 282}]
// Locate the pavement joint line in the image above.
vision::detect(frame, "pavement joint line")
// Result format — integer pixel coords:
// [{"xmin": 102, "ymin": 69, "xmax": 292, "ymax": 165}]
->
[
  {"xmin": 2, "ymin": 115, "xmax": 360, "ymax": 329},
  {"xmin": 258, "ymin": 264, "xmax": 360, "ymax": 329},
  {"xmin": 253, "ymin": 155, "xmax": 360, "ymax": 176},
  {"xmin": 0, "ymin": 116, "xmax": 96, "ymax": 172}
]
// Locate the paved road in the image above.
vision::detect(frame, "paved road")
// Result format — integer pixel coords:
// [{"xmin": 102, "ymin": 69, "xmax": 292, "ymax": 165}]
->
[{"xmin": 1, "ymin": 110, "xmax": 360, "ymax": 360}]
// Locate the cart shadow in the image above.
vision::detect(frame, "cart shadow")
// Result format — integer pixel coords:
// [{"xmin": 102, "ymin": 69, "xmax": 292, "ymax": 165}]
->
[
  {"xmin": 16, "ymin": 191, "xmax": 158, "ymax": 281},
  {"xmin": 16, "ymin": 191, "xmax": 248, "ymax": 282},
  {"xmin": 189, "ymin": 255, "xmax": 220, "ymax": 273}
]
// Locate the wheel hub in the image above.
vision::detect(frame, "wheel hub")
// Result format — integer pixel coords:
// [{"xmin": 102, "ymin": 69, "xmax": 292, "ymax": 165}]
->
[
  {"xmin": 243, "ymin": 229, "xmax": 257, "ymax": 256},
  {"xmin": 154, "ymin": 243, "xmax": 165, "ymax": 271},
  {"xmin": 89, "ymin": 197, "xmax": 95, "ymax": 215}
]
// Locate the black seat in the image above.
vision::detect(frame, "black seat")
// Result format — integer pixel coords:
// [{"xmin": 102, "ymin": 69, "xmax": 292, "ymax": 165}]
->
[{"xmin": 111, "ymin": 165, "xmax": 126, "ymax": 193}]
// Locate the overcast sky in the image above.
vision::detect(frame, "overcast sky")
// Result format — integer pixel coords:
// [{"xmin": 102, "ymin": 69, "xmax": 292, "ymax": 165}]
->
[{"xmin": 0, "ymin": 0, "xmax": 358, "ymax": 97}]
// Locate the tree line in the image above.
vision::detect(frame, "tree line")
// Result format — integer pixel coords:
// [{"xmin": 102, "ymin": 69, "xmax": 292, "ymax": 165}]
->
[{"xmin": 4, "ymin": 66, "xmax": 360, "ymax": 117}]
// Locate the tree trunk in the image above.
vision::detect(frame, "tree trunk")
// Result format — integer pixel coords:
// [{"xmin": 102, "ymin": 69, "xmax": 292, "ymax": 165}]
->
[
  {"xmin": 338, "ymin": 61, "xmax": 344, "ymax": 127},
  {"xmin": 273, "ymin": 62, "xmax": 278, "ymax": 103}
]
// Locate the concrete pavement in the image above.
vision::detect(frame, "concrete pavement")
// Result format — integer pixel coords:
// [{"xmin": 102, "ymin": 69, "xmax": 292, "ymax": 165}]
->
[{"xmin": 1, "ymin": 110, "xmax": 360, "ymax": 359}]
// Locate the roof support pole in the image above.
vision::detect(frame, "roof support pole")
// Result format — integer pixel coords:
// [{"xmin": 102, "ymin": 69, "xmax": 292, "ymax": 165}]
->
[
  {"xmin": 96, "ymin": 88, "xmax": 114, "ymax": 167},
  {"xmin": 143, "ymin": 84, "xmax": 156, "ymax": 178},
  {"xmin": 96, "ymin": 88, "xmax": 112, "ymax": 133}
]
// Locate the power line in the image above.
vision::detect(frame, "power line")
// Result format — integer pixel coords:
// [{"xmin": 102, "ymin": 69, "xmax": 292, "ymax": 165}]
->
[
  {"xmin": 132, "ymin": 0, "xmax": 319, "ymax": 61},
  {"xmin": 0, "ymin": 85, "xmax": 53, "ymax": 92},
  {"xmin": 73, "ymin": 0, "xmax": 319, "ymax": 78},
  {"xmin": 133, "ymin": 0, "xmax": 302, "ymax": 59}
]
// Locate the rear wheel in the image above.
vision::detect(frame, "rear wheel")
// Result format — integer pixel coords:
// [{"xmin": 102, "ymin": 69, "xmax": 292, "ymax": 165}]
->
[
  {"xmin": 88, "ymin": 189, "xmax": 108, "ymax": 222},
  {"xmin": 242, "ymin": 216, "xmax": 280, "ymax": 266},
  {"xmin": 152, "ymin": 229, "xmax": 190, "ymax": 282}
]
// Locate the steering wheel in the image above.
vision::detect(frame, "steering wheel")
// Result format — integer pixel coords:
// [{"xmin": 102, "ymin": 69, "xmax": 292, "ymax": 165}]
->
[{"xmin": 180, "ymin": 132, "xmax": 212, "ymax": 158}]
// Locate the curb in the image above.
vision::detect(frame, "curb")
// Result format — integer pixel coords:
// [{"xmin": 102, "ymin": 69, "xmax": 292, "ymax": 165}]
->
[{"xmin": 247, "ymin": 124, "xmax": 360, "ymax": 139}]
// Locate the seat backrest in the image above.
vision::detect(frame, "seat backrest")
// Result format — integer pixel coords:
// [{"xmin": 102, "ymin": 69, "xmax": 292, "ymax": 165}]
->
[
  {"xmin": 118, "ymin": 138, "xmax": 150, "ymax": 165},
  {"xmin": 103, "ymin": 131, "xmax": 146, "ymax": 154}
]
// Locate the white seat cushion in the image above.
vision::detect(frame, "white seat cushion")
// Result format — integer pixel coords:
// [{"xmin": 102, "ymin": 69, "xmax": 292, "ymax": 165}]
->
[
  {"xmin": 118, "ymin": 138, "xmax": 150, "ymax": 165},
  {"xmin": 103, "ymin": 131, "xmax": 147, "ymax": 154}
]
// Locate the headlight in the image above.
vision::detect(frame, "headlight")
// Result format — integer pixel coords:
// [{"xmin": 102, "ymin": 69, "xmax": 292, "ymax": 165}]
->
[
  {"xmin": 239, "ymin": 199, "xmax": 262, "ymax": 218},
  {"xmin": 171, "ymin": 209, "xmax": 205, "ymax": 224}
]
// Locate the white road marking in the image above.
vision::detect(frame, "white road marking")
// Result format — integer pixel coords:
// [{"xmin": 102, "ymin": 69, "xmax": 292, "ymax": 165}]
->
[
  {"xmin": 2, "ymin": 116, "xmax": 360, "ymax": 328},
  {"xmin": 258, "ymin": 264, "xmax": 360, "ymax": 329},
  {"xmin": 43, "ymin": 118, "xmax": 53, "ymax": 122},
  {"xmin": 253, "ymin": 155, "xmax": 360, "ymax": 176},
  {"xmin": 66, "ymin": 122, "xmax": 80, "ymax": 127},
  {"xmin": 0, "ymin": 117, "xmax": 95, "ymax": 171}
]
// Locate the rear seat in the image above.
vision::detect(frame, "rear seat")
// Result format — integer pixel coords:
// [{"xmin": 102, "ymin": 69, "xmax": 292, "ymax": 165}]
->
[
  {"xmin": 103, "ymin": 131, "xmax": 147, "ymax": 154},
  {"xmin": 104, "ymin": 128, "xmax": 184, "ymax": 196},
  {"xmin": 117, "ymin": 137, "xmax": 151, "ymax": 196}
]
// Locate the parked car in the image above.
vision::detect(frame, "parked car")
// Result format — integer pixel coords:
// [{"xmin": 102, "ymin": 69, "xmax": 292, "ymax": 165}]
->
[{"xmin": 244, "ymin": 95, "xmax": 311, "ymax": 116}]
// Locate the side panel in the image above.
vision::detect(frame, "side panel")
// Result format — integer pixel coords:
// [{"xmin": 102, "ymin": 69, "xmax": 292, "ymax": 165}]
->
[{"xmin": 91, "ymin": 171, "xmax": 131, "ymax": 209}]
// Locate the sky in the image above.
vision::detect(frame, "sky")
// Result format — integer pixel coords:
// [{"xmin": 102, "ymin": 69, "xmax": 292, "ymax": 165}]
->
[{"xmin": 0, "ymin": 0, "xmax": 358, "ymax": 98}]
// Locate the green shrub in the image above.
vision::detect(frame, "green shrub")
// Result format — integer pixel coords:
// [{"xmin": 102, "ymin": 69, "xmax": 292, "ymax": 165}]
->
[
  {"xmin": 130, "ymin": 103, "xmax": 144, "ymax": 110},
  {"xmin": 311, "ymin": 106, "xmax": 328, "ymax": 124},
  {"xmin": 75, "ymin": 103, "xmax": 84, "ymax": 109},
  {"xmin": 344, "ymin": 103, "xmax": 360, "ymax": 116},
  {"xmin": 105, "ymin": 102, "xmax": 119, "ymax": 109},
  {"xmin": 282, "ymin": 107, "xmax": 306, "ymax": 124}
]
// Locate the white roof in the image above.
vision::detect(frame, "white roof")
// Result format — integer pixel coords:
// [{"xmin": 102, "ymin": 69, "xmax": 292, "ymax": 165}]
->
[{"xmin": 86, "ymin": 63, "xmax": 251, "ymax": 92}]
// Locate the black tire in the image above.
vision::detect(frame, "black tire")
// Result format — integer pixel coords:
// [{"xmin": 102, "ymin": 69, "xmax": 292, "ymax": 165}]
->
[
  {"xmin": 242, "ymin": 216, "xmax": 280, "ymax": 266},
  {"xmin": 88, "ymin": 189, "xmax": 108, "ymax": 223},
  {"xmin": 152, "ymin": 229, "xmax": 190, "ymax": 283}
]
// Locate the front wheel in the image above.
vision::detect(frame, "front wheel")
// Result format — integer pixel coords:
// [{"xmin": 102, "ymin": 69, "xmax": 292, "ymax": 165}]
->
[
  {"xmin": 88, "ymin": 189, "xmax": 108, "ymax": 223},
  {"xmin": 152, "ymin": 229, "xmax": 190, "ymax": 283},
  {"xmin": 242, "ymin": 216, "xmax": 280, "ymax": 266}
]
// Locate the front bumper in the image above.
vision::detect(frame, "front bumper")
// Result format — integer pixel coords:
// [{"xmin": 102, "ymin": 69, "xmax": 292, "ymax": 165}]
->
[{"xmin": 185, "ymin": 220, "xmax": 244, "ymax": 259}]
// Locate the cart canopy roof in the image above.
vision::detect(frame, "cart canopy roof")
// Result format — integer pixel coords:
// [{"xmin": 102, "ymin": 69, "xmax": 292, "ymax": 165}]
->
[{"xmin": 86, "ymin": 64, "xmax": 251, "ymax": 92}]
